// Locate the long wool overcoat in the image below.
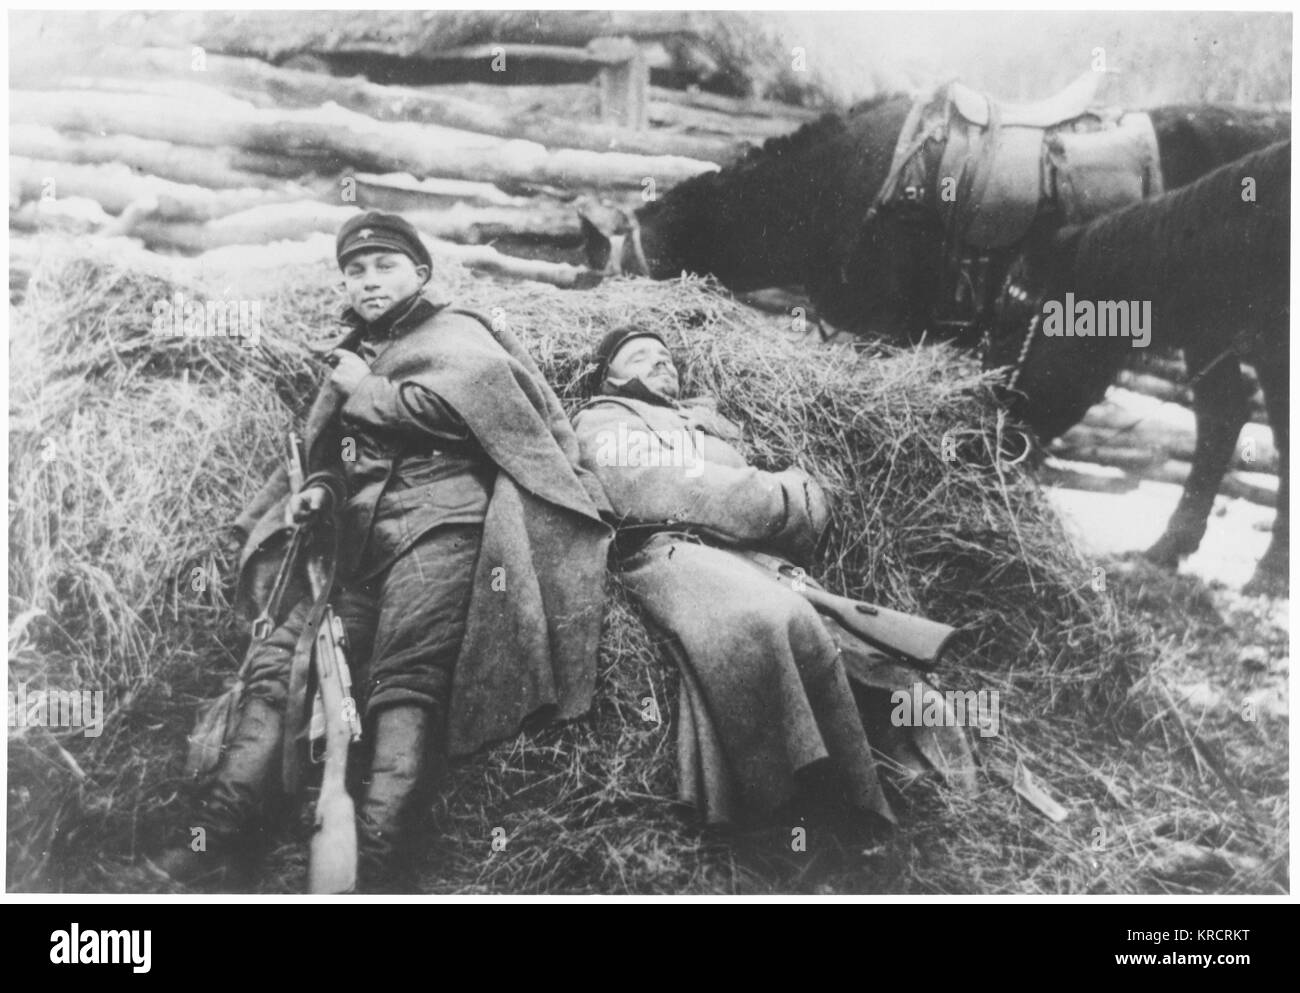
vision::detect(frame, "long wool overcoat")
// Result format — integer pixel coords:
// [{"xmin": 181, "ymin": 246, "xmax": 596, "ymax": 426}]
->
[{"xmin": 234, "ymin": 301, "xmax": 613, "ymax": 757}]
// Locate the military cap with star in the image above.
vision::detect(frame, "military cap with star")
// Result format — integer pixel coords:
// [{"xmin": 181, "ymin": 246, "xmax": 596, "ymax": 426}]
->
[{"xmin": 336, "ymin": 211, "xmax": 433, "ymax": 270}]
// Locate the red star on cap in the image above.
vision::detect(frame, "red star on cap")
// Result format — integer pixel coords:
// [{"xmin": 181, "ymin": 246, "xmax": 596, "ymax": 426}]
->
[{"xmin": 358, "ymin": 228, "xmax": 373, "ymax": 239}]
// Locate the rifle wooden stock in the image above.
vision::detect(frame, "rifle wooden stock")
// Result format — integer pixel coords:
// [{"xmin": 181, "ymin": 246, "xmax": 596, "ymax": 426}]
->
[
  {"xmin": 768, "ymin": 566, "xmax": 958, "ymax": 667},
  {"xmin": 811, "ymin": 590, "xmax": 956, "ymax": 667},
  {"xmin": 308, "ymin": 610, "xmax": 358, "ymax": 895},
  {"xmin": 287, "ymin": 431, "xmax": 305, "ymax": 493},
  {"xmin": 293, "ymin": 400, "xmax": 359, "ymax": 895}
]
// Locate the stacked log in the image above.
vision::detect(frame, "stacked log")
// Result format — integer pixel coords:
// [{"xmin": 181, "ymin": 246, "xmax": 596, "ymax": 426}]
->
[
  {"xmin": 10, "ymin": 39, "xmax": 816, "ymax": 283},
  {"xmin": 9, "ymin": 35, "xmax": 827, "ymax": 293},
  {"xmin": 120, "ymin": 200, "xmax": 580, "ymax": 254},
  {"xmin": 1037, "ymin": 456, "xmax": 1277, "ymax": 507},
  {"xmin": 1058, "ymin": 388, "xmax": 1276, "ymax": 472},
  {"xmin": 1116, "ymin": 365, "xmax": 1267, "ymax": 423},
  {"xmin": 12, "ymin": 90, "xmax": 719, "ymax": 191},
  {"xmin": 13, "ymin": 46, "xmax": 749, "ymax": 162},
  {"xmin": 10, "ymin": 125, "xmax": 308, "ymax": 190},
  {"xmin": 1050, "ymin": 387, "xmax": 1279, "ymax": 508}
]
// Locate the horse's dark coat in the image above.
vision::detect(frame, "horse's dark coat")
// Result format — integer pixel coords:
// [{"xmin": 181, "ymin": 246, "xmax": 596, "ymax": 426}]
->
[
  {"xmin": 585, "ymin": 94, "xmax": 1290, "ymax": 589},
  {"xmin": 987, "ymin": 140, "xmax": 1290, "ymax": 591},
  {"xmin": 614, "ymin": 96, "xmax": 924, "ymax": 309},
  {"xmin": 596, "ymin": 96, "xmax": 1288, "ymax": 342}
]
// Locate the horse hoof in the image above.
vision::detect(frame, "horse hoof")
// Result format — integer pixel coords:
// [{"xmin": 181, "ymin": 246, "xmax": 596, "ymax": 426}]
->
[{"xmin": 1142, "ymin": 538, "xmax": 1188, "ymax": 569}]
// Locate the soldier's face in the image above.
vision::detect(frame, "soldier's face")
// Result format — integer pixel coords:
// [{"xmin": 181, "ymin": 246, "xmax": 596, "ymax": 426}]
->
[
  {"xmin": 607, "ymin": 337, "xmax": 680, "ymax": 398},
  {"xmin": 342, "ymin": 251, "xmax": 430, "ymax": 321}
]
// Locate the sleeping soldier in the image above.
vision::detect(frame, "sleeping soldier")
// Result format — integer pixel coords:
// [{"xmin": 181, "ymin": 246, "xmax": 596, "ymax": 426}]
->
[{"xmin": 572, "ymin": 326, "xmax": 974, "ymax": 835}]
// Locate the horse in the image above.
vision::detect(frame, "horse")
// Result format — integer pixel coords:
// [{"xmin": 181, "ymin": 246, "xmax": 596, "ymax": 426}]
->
[
  {"xmin": 581, "ymin": 87, "xmax": 1290, "ymax": 344},
  {"xmin": 580, "ymin": 94, "xmax": 919, "ymax": 333},
  {"xmin": 579, "ymin": 85, "xmax": 1289, "ymax": 580},
  {"xmin": 982, "ymin": 140, "xmax": 1289, "ymax": 595}
]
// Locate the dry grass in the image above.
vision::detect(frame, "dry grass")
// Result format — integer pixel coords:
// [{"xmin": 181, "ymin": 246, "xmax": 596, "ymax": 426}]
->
[{"xmin": 7, "ymin": 237, "xmax": 1287, "ymax": 894}]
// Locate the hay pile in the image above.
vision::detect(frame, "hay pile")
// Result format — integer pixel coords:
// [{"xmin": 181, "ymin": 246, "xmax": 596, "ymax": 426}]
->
[{"xmin": 8, "ymin": 238, "xmax": 1282, "ymax": 894}]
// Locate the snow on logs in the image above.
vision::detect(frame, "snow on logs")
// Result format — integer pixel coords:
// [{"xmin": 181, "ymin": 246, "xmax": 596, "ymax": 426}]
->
[
  {"xmin": 1047, "ymin": 386, "xmax": 1278, "ymax": 505},
  {"xmin": 10, "ymin": 89, "xmax": 719, "ymax": 191},
  {"xmin": 7, "ymin": 44, "xmax": 825, "ymax": 291},
  {"xmin": 12, "ymin": 44, "xmax": 809, "ymax": 161},
  {"xmin": 10, "ymin": 80, "xmax": 714, "ymax": 287},
  {"xmin": 1056, "ymin": 388, "xmax": 1276, "ymax": 474},
  {"xmin": 10, "ymin": 124, "xmax": 322, "ymax": 189},
  {"xmin": 116, "ymin": 200, "xmax": 580, "ymax": 253},
  {"xmin": 9, "ymin": 156, "xmax": 309, "ymax": 222}
]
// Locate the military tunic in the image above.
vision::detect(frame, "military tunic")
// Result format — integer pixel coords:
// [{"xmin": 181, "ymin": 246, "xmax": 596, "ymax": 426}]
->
[{"xmin": 243, "ymin": 294, "xmax": 493, "ymax": 718}]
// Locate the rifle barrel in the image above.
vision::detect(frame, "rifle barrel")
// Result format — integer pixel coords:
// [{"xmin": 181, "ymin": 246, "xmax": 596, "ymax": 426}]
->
[{"xmin": 287, "ymin": 431, "xmax": 306, "ymax": 493}]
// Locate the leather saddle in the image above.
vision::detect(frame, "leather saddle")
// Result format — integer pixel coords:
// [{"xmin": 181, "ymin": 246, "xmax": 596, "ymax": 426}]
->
[
  {"xmin": 858, "ymin": 70, "xmax": 1165, "ymax": 331},
  {"xmin": 918, "ymin": 70, "xmax": 1162, "ymax": 331},
  {"xmin": 950, "ymin": 70, "xmax": 1103, "ymax": 130},
  {"xmin": 938, "ymin": 70, "xmax": 1106, "ymax": 250}
]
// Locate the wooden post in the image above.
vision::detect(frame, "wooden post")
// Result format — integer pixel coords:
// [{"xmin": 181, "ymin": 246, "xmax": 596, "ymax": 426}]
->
[{"xmin": 594, "ymin": 37, "xmax": 648, "ymax": 130}]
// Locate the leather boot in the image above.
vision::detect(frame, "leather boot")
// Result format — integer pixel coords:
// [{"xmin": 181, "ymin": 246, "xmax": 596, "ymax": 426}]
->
[
  {"xmin": 356, "ymin": 704, "xmax": 433, "ymax": 892},
  {"xmin": 147, "ymin": 696, "xmax": 283, "ymax": 888}
]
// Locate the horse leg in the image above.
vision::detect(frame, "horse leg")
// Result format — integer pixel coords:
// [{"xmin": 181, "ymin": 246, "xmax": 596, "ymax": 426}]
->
[
  {"xmin": 1244, "ymin": 356, "xmax": 1289, "ymax": 596},
  {"xmin": 1144, "ymin": 354, "xmax": 1250, "ymax": 566}
]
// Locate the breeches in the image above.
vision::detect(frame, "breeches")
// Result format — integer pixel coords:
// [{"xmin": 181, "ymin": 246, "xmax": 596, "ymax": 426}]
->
[{"xmin": 242, "ymin": 524, "xmax": 482, "ymax": 721}]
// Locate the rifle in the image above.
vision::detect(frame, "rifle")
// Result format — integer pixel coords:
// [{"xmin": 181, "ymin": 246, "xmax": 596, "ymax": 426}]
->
[
  {"xmin": 285, "ymin": 430, "xmax": 363, "ymax": 894},
  {"xmin": 749, "ymin": 554, "xmax": 958, "ymax": 667}
]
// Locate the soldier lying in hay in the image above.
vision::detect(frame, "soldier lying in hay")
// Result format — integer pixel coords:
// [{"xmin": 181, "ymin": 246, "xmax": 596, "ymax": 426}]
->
[
  {"xmin": 573, "ymin": 326, "xmax": 976, "ymax": 833},
  {"xmin": 149, "ymin": 211, "xmax": 611, "ymax": 891}
]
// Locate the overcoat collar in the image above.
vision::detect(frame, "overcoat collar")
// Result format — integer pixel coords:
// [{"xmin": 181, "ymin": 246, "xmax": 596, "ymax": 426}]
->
[{"xmin": 336, "ymin": 292, "xmax": 441, "ymax": 351}]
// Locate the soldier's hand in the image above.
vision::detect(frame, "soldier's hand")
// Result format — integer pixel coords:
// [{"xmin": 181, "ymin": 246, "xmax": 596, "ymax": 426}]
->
[
  {"xmin": 216, "ymin": 524, "xmax": 246, "ymax": 561},
  {"xmin": 328, "ymin": 350, "xmax": 370, "ymax": 397},
  {"xmin": 287, "ymin": 485, "xmax": 329, "ymax": 525},
  {"xmin": 782, "ymin": 467, "xmax": 831, "ymax": 538},
  {"xmin": 804, "ymin": 476, "xmax": 831, "ymax": 541}
]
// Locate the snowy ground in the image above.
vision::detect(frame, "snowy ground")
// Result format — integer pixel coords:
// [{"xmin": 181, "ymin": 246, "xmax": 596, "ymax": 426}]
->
[
  {"xmin": 1049, "ymin": 478, "xmax": 1289, "ymax": 731},
  {"xmin": 1046, "ymin": 479, "xmax": 1277, "ymax": 590}
]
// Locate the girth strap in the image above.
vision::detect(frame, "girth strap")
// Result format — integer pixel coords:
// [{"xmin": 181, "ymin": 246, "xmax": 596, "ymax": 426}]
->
[
  {"xmin": 865, "ymin": 95, "xmax": 931, "ymax": 227},
  {"xmin": 839, "ymin": 93, "xmax": 940, "ymax": 284}
]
